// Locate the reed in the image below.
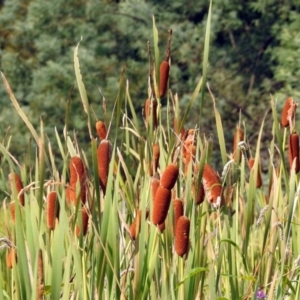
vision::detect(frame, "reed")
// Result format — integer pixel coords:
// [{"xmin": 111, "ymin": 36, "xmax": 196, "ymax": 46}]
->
[{"xmin": 37, "ymin": 249, "xmax": 44, "ymax": 300}]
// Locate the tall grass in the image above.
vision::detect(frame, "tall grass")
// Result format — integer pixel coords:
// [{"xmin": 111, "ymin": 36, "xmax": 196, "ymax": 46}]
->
[{"xmin": 0, "ymin": 4, "xmax": 300, "ymax": 300}]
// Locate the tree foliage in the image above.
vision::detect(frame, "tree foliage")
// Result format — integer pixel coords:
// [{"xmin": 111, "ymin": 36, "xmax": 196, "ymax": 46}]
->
[{"xmin": 0, "ymin": 0, "xmax": 299, "ymax": 168}]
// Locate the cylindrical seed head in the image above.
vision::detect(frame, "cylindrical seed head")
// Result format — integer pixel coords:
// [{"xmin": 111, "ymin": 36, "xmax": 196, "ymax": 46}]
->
[
  {"xmin": 159, "ymin": 60, "xmax": 170, "ymax": 98},
  {"xmin": 152, "ymin": 186, "xmax": 172, "ymax": 225},
  {"xmin": 175, "ymin": 216, "xmax": 190, "ymax": 257},
  {"xmin": 97, "ymin": 139, "xmax": 112, "ymax": 195},
  {"xmin": 75, "ymin": 207, "xmax": 89, "ymax": 237},
  {"xmin": 233, "ymin": 126, "xmax": 244, "ymax": 162},
  {"xmin": 281, "ymin": 97, "xmax": 298, "ymax": 127},
  {"xmin": 173, "ymin": 198, "xmax": 183, "ymax": 234},
  {"xmin": 289, "ymin": 133, "xmax": 300, "ymax": 173},
  {"xmin": 46, "ymin": 191, "xmax": 59, "ymax": 230},
  {"xmin": 144, "ymin": 98, "xmax": 158, "ymax": 129},
  {"xmin": 202, "ymin": 164, "xmax": 223, "ymax": 208},
  {"xmin": 95, "ymin": 121, "xmax": 107, "ymax": 140},
  {"xmin": 9, "ymin": 173, "xmax": 24, "ymax": 206},
  {"xmin": 160, "ymin": 163, "xmax": 179, "ymax": 190},
  {"xmin": 248, "ymin": 158, "xmax": 263, "ymax": 188}
]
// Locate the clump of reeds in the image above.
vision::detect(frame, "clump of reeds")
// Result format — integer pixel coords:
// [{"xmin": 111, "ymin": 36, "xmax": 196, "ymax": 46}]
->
[
  {"xmin": 8, "ymin": 172, "xmax": 24, "ymax": 206},
  {"xmin": 46, "ymin": 191, "xmax": 59, "ymax": 230},
  {"xmin": 95, "ymin": 120, "xmax": 107, "ymax": 140},
  {"xmin": 288, "ymin": 132, "xmax": 300, "ymax": 173},
  {"xmin": 69, "ymin": 156, "xmax": 88, "ymax": 205},
  {"xmin": 97, "ymin": 139, "xmax": 112, "ymax": 195},
  {"xmin": 202, "ymin": 164, "xmax": 223, "ymax": 208},
  {"xmin": 75, "ymin": 207, "xmax": 89, "ymax": 237},
  {"xmin": 175, "ymin": 216, "xmax": 190, "ymax": 257},
  {"xmin": 248, "ymin": 157, "xmax": 263, "ymax": 188},
  {"xmin": 281, "ymin": 97, "xmax": 298, "ymax": 128}
]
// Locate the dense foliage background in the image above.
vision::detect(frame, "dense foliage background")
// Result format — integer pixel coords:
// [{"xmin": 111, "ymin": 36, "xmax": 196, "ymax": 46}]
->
[{"xmin": 0, "ymin": 0, "xmax": 299, "ymax": 168}]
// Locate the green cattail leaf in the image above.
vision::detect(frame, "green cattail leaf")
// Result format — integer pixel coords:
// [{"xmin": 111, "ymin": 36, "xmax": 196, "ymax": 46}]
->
[{"xmin": 74, "ymin": 39, "xmax": 92, "ymax": 138}]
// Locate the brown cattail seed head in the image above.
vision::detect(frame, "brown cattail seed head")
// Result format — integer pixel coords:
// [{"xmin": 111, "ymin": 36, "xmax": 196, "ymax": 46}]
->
[
  {"xmin": 281, "ymin": 97, "xmax": 298, "ymax": 127},
  {"xmin": 160, "ymin": 163, "xmax": 179, "ymax": 190},
  {"xmin": 69, "ymin": 156, "xmax": 87, "ymax": 205},
  {"xmin": 175, "ymin": 216, "xmax": 190, "ymax": 257},
  {"xmin": 76, "ymin": 207, "xmax": 89, "ymax": 237},
  {"xmin": 129, "ymin": 210, "xmax": 149, "ymax": 240},
  {"xmin": 6, "ymin": 248, "xmax": 17, "ymax": 268},
  {"xmin": 173, "ymin": 198, "xmax": 183, "ymax": 234},
  {"xmin": 151, "ymin": 176, "xmax": 160, "ymax": 203},
  {"xmin": 248, "ymin": 158, "xmax": 263, "ymax": 188},
  {"xmin": 152, "ymin": 186, "xmax": 172, "ymax": 225},
  {"xmin": 97, "ymin": 139, "xmax": 112, "ymax": 195},
  {"xmin": 159, "ymin": 60, "xmax": 170, "ymax": 98},
  {"xmin": 37, "ymin": 249, "xmax": 44, "ymax": 300},
  {"xmin": 144, "ymin": 98, "xmax": 158, "ymax": 128},
  {"xmin": 194, "ymin": 182, "xmax": 205, "ymax": 205},
  {"xmin": 9, "ymin": 173, "xmax": 24, "ymax": 206},
  {"xmin": 95, "ymin": 121, "xmax": 107, "ymax": 140},
  {"xmin": 10, "ymin": 202, "xmax": 15, "ymax": 224},
  {"xmin": 202, "ymin": 164, "xmax": 223, "ymax": 208},
  {"xmin": 289, "ymin": 133, "xmax": 300, "ymax": 173},
  {"xmin": 153, "ymin": 143, "xmax": 160, "ymax": 172},
  {"xmin": 233, "ymin": 127, "xmax": 244, "ymax": 162},
  {"xmin": 46, "ymin": 191, "xmax": 59, "ymax": 230}
]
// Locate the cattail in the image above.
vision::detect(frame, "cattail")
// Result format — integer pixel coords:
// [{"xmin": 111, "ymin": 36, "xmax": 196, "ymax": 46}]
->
[
  {"xmin": 157, "ymin": 222, "xmax": 165, "ymax": 232},
  {"xmin": 151, "ymin": 176, "xmax": 160, "ymax": 203},
  {"xmin": 69, "ymin": 156, "xmax": 87, "ymax": 205},
  {"xmin": 37, "ymin": 249, "xmax": 44, "ymax": 300},
  {"xmin": 95, "ymin": 121, "xmax": 107, "ymax": 140},
  {"xmin": 193, "ymin": 182, "xmax": 205, "ymax": 205},
  {"xmin": 160, "ymin": 163, "xmax": 179, "ymax": 190},
  {"xmin": 289, "ymin": 132, "xmax": 300, "ymax": 173},
  {"xmin": 6, "ymin": 248, "xmax": 17, "ymax": 268},
  {"xmin": 281, "ymin": 97, "xmax": 298, "ymax": 127},
  {"xmin": 173, "ymin": 199, "xmax": 183, "ymax": 234},
  {"xmin": 75, "ymin": 207, "xmax": 89, "ymax": 237},
  {"xmin": 152, "ymin": 186, "xmax": 171, "ymax": 225},
  {"xmin": 248, "ymin": 158, "xmax": 262, "ymax": 188},
  {"xmin": 202, "ymin": 164, "xmax": 223, "ymax": 208},
  {"xmin": 175, "ymin": 216, "xmax": 190, "ymax": 257},
  {"xmin": 233, "ymin": 126, "xmax": 244, "ymax": 162},
  {"xmin": 144, "ymin": 98, "xmax": 158, "ymax": 128},
  {"xmin": 159, "ymin": 60, "xmax": 170, "ymax": 98},
  {"xmin": 65, "ymin": 185, "xmax": 71, "ymax": 207},
  {"xmin": 9, "ymin": 172, "xmax": 24, "ymax": 206},
  {"xmin": 149, "ymin": 143, "xmax": 160, "ymax": 176},
  {"xmin": 46, "ymin": 191, "xmax": 59, "ymax": 230},
  {"xmin": 184, "ymin": 144, "xmax": 197, "ymax": 175},
  {"xmin": 129, "ymin": 210, "xmax": 149, "ymax": 240},
  {"xmin": 10, "ymin": 202, "xmax": 15, "ymax": 224},
  {"xmin": 97, "ymin": 139, "xmax": 112, "ymax": 195}
]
